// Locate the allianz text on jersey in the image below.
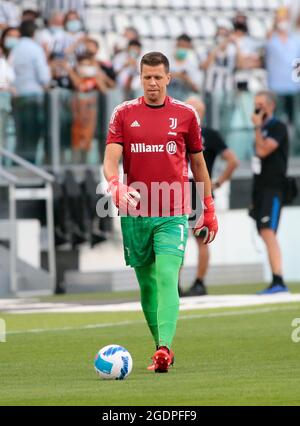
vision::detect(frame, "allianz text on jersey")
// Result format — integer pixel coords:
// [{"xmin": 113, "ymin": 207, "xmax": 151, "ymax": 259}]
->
[{"xmin": 130, "ymin": 141, "xmax": 177, "ymax": 155}]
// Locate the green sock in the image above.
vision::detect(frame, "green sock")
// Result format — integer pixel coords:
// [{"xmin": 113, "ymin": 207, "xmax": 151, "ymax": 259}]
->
[
  {"xmin": 155, "ymin": 254, "xmax": 182, "ymax": 349},
  {"xmin": 134, "ymin": 262, "xmax": 159, "ymax": 346}
]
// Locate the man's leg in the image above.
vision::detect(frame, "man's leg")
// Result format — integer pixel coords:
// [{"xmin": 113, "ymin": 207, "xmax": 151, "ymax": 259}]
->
[
  {"xmin": 196, "ymin": 237, "xmax": 210, "ymax": 279},
  {"xmin": 183, "ymin": 237, "xmax": 209, "ymax": 296},
  {"xmin": 259, "ymin": 228, "xmax": 283, "ymax": 276},
  {"xmin": 136, "ymin": 254, "xmax": 182, "ymax": 350},
  {"xmin": 155, "ymin": 254, "xmax": 182, "ymax": 349},
  {"xmin": 134, "ymin": 263, "xmax": 159, "ymax": 346}
]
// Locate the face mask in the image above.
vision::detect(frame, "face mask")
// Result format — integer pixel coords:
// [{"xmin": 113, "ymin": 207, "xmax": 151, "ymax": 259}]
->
[
  {"xmin": 277, "ymin": 21, "xmax": 289, "ymax": 32},
  {"xmin": 175, "ymin": 48, "xmax": 188, "ymax": 61},
  {"xmin": 216, "ymin": 36, "xmax": 227, "ymax": 45},
  {"xmin": 4, "ymin": 37, "xmax": 19, "ymax": 50},
  {"xmin": 128, "ymin": 49, "xmax": 139, "ymax": 59},
  {"xmin": 78, "ymin": 65, "xmax": 98, "ymax": 78},
  {"xmin": 234, "ymin": 22, "xmax": 248, "ymax": 33},
  {"xmin": 50, "ymin": 26, "xmax": 63, "ymax": 34},
  {"xmin": 66, "ymin": 19, "xmax": 82, "ymax": 33}
]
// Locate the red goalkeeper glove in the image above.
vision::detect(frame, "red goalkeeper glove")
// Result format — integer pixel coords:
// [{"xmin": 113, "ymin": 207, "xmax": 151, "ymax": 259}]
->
[
  {"xmin": 193, "ymin": 195, "xmax": 218, "ymax": 244},
  {"xmin": 107, "ymin": 176, "xmax": 140, "ymax": 212}
]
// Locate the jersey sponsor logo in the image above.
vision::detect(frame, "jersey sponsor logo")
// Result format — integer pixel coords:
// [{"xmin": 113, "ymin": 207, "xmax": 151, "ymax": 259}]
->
[
  {"xmin": 130, "ymin": 142, "xmax": 177, "ymax": 154},
  {"xmin": 131, "ymin": 143, "xmax": 164, "ymax": 153},
  {"xmin": 166, "ymin": 141, "xmax": 177, "ymax": 155},
  {"xmin": 130, "ymin": 120, "xmax": 141, "ymax": 127},
  {"xmin": 169, "ymin": 118, "xmax": 178, "ymax": 130}
]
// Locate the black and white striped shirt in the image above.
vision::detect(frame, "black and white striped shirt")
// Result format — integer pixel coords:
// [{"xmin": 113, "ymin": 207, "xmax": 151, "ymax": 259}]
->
[
  {"xmin": 41, "ymin": 0, "xmax": 86, "ymax": 21},
  {"xmin": 0, "ymin": 1, "xmax": 20, "ymax": 27}
]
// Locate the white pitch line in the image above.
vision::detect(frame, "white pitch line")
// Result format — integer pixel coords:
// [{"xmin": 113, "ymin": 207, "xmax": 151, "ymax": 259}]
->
[
  {"xmin": 5, "ymin": 305, "xmax": 299, "ymax": 336},
  {"xmin": 2, "ymin": 294, "xmax": 300, "ymax": 314}
]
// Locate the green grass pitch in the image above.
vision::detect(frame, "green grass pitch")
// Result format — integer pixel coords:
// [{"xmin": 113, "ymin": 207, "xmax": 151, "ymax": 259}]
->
[{"xmin": 1, "ymin": 284, "xmax": 300, "ymax": 406}]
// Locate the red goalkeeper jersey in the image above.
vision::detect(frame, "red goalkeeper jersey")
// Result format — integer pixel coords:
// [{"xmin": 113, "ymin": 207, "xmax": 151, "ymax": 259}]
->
[{"xmin": 106, "ymin": 96, "xmax": 203, "ymax": 216}]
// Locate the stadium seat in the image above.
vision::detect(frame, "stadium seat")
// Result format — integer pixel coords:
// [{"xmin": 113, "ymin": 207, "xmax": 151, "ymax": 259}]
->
[
  {"xmin": 131, "ymin": 15, "xmax": 152, "ymax": 38},
  {"xmin": 202, "ymin": 0, "xmax": 221, "ymax": 11},
  {"xmin": 182, "ymin": 16, "xmax": 202, "ymax": 39},
  {"xmin": 248, "ymin": 17, "xmax": 267, "ymax": 39},
  {"xmin": 188, "ymin": 0, "xmax": 203, "ymax": 9},
  {"xmin": 235, "ymin": 0, "xmax": 252, "ymax": 11},
  {"xmin": 169, "ymin": 0, "xmax": 187, "ymax": 9},
  {"xmin": 165, "ymin": 15, "xmax": 185, "ymax": 38},
  {"xmin": 85, "ymin": 10, "xmax": 107, "ymax": 32},
  {"xmin": 266, "ymin": 0, "xmax": 282, "ymax": 11},
  {"xmin": 122, "ymin": 0, "xmax": 138, "ymax": 8},
  {"xmin": 219, "ymin": 0, "xmax": 235, "ymax": 11},
  {"xmin": 138, "ymin": 0, "xmax": 155, "ymax": 8},
  {"xmin": 251, "ymin": 0, "xmax": 268, "ymax": 12},
  {"xmin": 153, "ymin": 0, "xmax": 169, "ymax": 9},
  {"xmin": 149, "ymin": 15, "xmax": 170, "ymax": 38},
  {"xmin": 199, "ymin": 16, "xmax": 216, "ymax": 39},
  {"xmin": 103, "ymin": 0, "xmax": 120, "ymax": 7},
  {"xmin": 113, "ymin": 13, "xmax": 132, "ymax": 33},
  {"xmin": 85, "ymin": 0, "xmax": 106, "ymax": 7}
]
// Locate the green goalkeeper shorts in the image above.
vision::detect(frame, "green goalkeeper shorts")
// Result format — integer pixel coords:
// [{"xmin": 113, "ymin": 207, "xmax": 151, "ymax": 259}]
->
[{"xmin": 120, "ymin": 215, "xmax": 189, "ymax": 267}]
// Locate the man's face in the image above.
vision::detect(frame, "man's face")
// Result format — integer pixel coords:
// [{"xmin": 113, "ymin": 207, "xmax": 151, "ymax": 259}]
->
[
  {"xmin": 141, "ymin": 64, "xmax": 171, "ymax": 105},
  {"xmin": 254, "ymin": 95, "xmax": 275, "ymax": 119}
]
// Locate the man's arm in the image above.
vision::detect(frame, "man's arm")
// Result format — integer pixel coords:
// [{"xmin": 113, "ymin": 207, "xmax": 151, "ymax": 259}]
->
[
  {"xmin": 252, "ymin": 111, "xmax": 279, "ymax": 158},
  {"xmin": 254, "ymin": 128, "xmax": 279, "ymax": 158},
  {"xmin": 189, "ymin": 151, "xmax": 212, "ymax": 197},
  {"xmin": 103, "ymin": 143, "xmax": 140, "ymax": 211},
  {"xmin": 213, "ymin": 148, "xmax": 239, "ymax": 189},
  {"xmin": 103, "ymin": 143, "xmax": 123, "ymax": 181},
  {"xmin": 189, "ymin": 152, "xmax": 218, "ymax": 243}
]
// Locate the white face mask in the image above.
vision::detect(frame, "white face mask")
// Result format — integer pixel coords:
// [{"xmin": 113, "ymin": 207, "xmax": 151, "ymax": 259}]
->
[
  {"xmin": 78, "ymin": 65, "xmax": 98, "ymax": 78},
  {"xmin": 216, "ymin": 35, "xmax": 227, "ymax": 45},
  {"xmin": 277, "ymin": 20, "xmax": 289, "ymax": 32}
]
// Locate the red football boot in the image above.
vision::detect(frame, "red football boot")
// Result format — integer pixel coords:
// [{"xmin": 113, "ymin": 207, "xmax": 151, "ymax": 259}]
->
[{"xmin": 147, "ymin": 347, "xmax": 175, "ymax": 372}]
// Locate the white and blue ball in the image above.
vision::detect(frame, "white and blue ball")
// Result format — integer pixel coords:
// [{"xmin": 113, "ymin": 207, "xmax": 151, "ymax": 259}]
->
[{"xmin": 94, "ymin": 344, "xmax": 133, "ymax": 380}]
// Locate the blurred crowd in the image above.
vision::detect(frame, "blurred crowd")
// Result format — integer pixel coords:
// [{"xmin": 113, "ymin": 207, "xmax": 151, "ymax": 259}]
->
[{"xmin": 0, "ymin": 0, "xmax": 300, "ymax": 164}]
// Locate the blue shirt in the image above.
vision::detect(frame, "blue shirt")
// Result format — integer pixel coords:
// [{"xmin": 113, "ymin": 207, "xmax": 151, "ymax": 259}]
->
[
  {"xmin": 11, "ymin": 37, "xmax": 51, "ymax": 96},
  {"xmin": 266, "ymin": 33, "xmax": 300, "ymax": 95}
]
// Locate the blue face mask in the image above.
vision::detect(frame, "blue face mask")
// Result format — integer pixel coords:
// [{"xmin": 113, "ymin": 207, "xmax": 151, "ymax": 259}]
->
[
  {"xmin": 4, "ymin": 37, "xmax": 19, "ymax": 50},
  {"xmin": 175, "ymin": 48, "xmax": 188, "ymax": 61},
  {"xmin": 66, "ymin": 19, "xmax": 82, "ymax": 33},
  {"xmin": 50, "ymin": 26, "xmax": 64, "ymax": 34}
]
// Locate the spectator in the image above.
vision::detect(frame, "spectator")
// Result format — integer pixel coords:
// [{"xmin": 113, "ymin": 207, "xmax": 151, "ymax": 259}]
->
[
  {"xmin": 10, "ymin": 20, "xmax": 51, "ymax": 163},
  {"xmin": 168, "ymin": 34, "xmax": 201, "ymax": 101},
  {"xmin": 0, "ymin": 26, "xmax": 20, "ymax": 57},
  {"xmin": 21, "ymin": 9, "xmax": 40, "ymax": 23},
  {"xmin": 64, "ymin": 9, "xmax": 84, "ymax": 39},
  {"xmin": 266, "ymin": 7, "xmax": 300, "ymax": 126},
  {"xmin": 250, "ymin": 91, "xmax": 289, "ymax": 294},
  {"xmin": 62, "ymin": 52, "xmax": 109, "ymax": 163},
  {"xmin": 113, "ymin": 39, "xmax": 142, "ymax": 100},
  {"xmin": 113, "ymin": 26, "xmax": 140, "ymax": 56},
  {"xmin": 84, "ymin": 38, "xmax": 116, "ymax": 86},
  {"xmin": 41, "ymin": 0, "xmax": 86, "ymax": 23},
  {"xmin": 64, "ymin": 9, "xmax": 86, "ymax": 58},
  {"xmin": 36, "ymin": 10, "xmax": 69, "ymax": 57},
  {"xmin": 0, "ymin": 27, "xmax": 18, "ymax": 151},
  {"xmin": 0, "ymin": 1, "xmax": 20, "ymax": 32},
  {"xmin": 200, "ymin": 21, "xmax": 236, "ymax": 93},
  {"xmin": 231, "ymin": 14, "xmax": 263, "ymax": 71}
]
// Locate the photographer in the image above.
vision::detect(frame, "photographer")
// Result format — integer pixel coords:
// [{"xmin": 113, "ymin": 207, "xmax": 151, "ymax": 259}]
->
[{"xmin": 250, "ymin": 91, "xmax": 289, "ymax": 294}]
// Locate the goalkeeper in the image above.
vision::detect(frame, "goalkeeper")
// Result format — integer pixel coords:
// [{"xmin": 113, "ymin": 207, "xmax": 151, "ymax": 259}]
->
[{"xmin": 103, "ymin": 52, "xmax": 218, "ymax": 373}]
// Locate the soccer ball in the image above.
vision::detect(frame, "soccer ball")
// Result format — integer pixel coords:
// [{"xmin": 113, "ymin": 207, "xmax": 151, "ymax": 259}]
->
[{"xmin": 94, "ymin": 344, "xmax": 133, "ymax": 380}]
